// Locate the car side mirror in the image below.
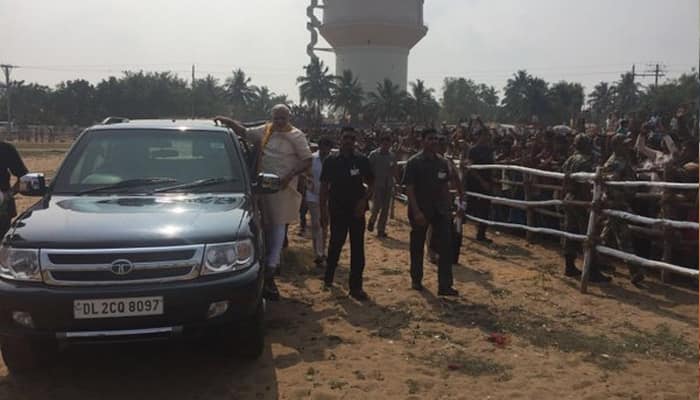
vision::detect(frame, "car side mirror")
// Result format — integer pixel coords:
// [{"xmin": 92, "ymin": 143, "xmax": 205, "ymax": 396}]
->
[
  {"xmin": 19, "ymin": 173, "xmax": 47, "ymax": 196},
  {"xmin": 254, "ymin": 173, "xmax": 281, "ymax": 194}
]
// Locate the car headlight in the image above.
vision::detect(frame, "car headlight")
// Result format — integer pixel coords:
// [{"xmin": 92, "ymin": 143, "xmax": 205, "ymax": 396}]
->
[
  {"xmin": 0, "ymin": 247, "xmax": 42, "ymax": 282},
  {"xmin": 201, "ymin": 240, "xmax": 255, "ymax": 275}
]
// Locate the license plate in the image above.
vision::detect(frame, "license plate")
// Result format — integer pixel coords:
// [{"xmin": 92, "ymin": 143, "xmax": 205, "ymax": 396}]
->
[{"xmin": 74, "ymin": 297, "xmax": 164, "ymax": 319}]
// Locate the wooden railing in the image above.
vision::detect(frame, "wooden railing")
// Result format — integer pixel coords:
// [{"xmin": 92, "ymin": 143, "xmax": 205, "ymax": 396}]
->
[{"xmin": 394, "ymin": 162, "xmax": 698, "ymax": 293}]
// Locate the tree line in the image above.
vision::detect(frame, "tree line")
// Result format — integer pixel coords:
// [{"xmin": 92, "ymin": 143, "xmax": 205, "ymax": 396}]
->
[{"xmin": 0, "ymin": 59, "xmax": 696, "ymax": 129}]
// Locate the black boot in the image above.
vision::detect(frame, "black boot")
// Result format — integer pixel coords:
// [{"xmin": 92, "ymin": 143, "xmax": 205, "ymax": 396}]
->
[
  {"xmin": 476, "ymin": 224, "xmax": 492, "ymax": 243},
  {"xmin": 588, "ymin": 266, "xmax": 612, "ymax": 283},
  {"xmin": 564, "ymin": 254, "xmax": 582, "ymax": 277},
  {"xmin": 263, "ymin": 277, "xmax": 280, "ymax": 301}
]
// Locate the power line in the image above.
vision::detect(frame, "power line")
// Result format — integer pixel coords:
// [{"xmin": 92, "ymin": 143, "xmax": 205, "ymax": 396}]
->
[{"xmin": 631, "ymin": 63, "xmax": 667, "ymax": 87}]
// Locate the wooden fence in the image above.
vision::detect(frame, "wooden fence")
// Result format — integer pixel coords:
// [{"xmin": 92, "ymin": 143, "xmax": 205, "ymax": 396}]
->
[{"xmin": 394, "ymin": 162, "xmax": 698, "ymax": 294}]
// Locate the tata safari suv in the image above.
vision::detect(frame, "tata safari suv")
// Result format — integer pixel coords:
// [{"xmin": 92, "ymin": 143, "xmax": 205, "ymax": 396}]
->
[{"xmin": 0, "ymin": 119, "xmax": 280, "ymax": 372}]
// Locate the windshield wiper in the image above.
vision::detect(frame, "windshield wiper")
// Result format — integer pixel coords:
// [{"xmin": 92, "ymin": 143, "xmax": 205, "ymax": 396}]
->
[
  {"xmin": 151, "ymin": 177, "xmax": 234, "ymax": 193},
  {"xmin": 77, "ymin": 178, "xmax": 178, "ymax": 196}
]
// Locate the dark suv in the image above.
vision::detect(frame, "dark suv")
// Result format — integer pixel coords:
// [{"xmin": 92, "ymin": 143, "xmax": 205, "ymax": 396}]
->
[{"xmin": 0, "ymin": 119, "xmax": 279, "ymax": 372}]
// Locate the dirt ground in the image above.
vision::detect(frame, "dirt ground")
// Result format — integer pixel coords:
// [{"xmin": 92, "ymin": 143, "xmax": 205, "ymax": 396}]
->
[{"xmin": 0, "ymin": 151, "xmax": 697, "ymax": 400}]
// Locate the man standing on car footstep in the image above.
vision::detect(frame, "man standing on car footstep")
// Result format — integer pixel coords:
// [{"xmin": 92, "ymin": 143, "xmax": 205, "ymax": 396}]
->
[
  {"xmin": 215, "ymin": 105, "xmax": 312, "ymax": 301},
  {"xmin": 320, "ymin": 127, "xmax": 375, "ymax": 301}
]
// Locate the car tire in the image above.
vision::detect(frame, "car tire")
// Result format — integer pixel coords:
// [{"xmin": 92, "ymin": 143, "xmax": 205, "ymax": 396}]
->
[
  {"xmin": 220, "ymin": 300, "xmax": 265, "ymax": 360},
  {"xmin": 235, "ymin": 300, "xmax": 265, "ymax": 360},
  {"xmin": 0, "ymin": 336, "xmax": 57, "ymax": 373}
]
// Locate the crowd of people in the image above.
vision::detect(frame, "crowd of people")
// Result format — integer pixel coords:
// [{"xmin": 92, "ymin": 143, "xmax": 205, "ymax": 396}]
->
[
  {"xmin": 1, "ymin": 104, "xmax": 696, "ymax": 303},
  {"xmin": 217, "ymin": 103, "xmax": 698, "ymax": 301}
]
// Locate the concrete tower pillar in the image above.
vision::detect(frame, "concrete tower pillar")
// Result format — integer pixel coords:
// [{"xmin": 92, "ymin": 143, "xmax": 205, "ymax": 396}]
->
[{"xmin": 319, "ymin": 0, "xmax": 428, "ymax": 92}]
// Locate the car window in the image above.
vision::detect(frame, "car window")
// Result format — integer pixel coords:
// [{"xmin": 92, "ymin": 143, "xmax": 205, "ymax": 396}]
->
[{"xmin": 54, "ymin": 129, "xmax": 246, "ymax": 193}]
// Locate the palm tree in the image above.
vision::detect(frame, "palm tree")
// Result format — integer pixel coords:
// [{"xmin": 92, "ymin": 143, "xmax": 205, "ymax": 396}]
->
[
  {"xmin": 248, "ymin": 86, "xmax": 274, "ymax": 119},
  {"xmin": 408, "ymin": 79, "xmax": 438, "ymax": 124},
  {"xmin": 502, "ymin": 70, "xmax": 531, "ymax": 122},
  {"xmin": 587, "ymin": 82, "xmax": 616, "ymax": 121},
  {"xmin": 614, "ymin": 72, "xmax": 641, "ymax": 114},
  {"xmin": 225, "ymin": 69, "xmax": 257, "ymax": 117},
  {"xmin": 502, "ymin": 70, "xmax": 550, "ymax": 123},
  {"xmin": 297, "ymin": 58, "xmax": 336, "ymax": 126},
  {"xmin": 331, "ymin": 70, "xmax": 364, "ymax": 122},
  {"xmin": 366, "ymin": 79, "xmax": 408, "ymax": 122}
]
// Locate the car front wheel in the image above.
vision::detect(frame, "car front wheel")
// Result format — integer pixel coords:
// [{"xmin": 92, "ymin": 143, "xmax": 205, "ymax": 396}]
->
[{"xmin": 1, "ymin": 336, "xmax": 57, "ymax": 373}]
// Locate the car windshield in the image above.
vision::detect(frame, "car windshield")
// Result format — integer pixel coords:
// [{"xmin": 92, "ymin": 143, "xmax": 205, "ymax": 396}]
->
[{"xmin": 52, "ymin": 129, "xmax": 246, "ymax": 194}]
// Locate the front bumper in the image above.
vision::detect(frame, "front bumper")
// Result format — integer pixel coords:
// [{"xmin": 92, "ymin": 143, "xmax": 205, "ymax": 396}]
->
[{"xmin": 0, "ymin": 262, "xmax": 263, "ymax": 341}]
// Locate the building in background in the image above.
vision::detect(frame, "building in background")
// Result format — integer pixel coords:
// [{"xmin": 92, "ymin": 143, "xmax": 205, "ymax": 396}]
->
[{"xmin": 311, "ymin": 0, "xmax": 428, "ymax": 92}]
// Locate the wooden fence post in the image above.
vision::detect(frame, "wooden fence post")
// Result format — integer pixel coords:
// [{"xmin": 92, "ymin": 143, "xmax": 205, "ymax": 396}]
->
[
  {"xmin": 660, "ymin": 166, "xmax": 672, "ymax": 283},
  {"xmin": 581, "ymin": 167, "xmax": 603, "ymax": 294},
  {"xmin": 524, "ymin": 174, "xmax": 534, "ymax": 242}
]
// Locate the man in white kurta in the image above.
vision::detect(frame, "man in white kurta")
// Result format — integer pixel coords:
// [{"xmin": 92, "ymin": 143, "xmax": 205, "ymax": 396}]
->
[{"xmin": 215, "ymin": 105, "xmax": 312, "ymax": 300}]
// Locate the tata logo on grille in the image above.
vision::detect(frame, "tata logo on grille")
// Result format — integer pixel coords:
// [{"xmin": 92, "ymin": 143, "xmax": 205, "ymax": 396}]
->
[{"xmin": 111, "ymin": 259, "xmax": 134, "ymax": 276}]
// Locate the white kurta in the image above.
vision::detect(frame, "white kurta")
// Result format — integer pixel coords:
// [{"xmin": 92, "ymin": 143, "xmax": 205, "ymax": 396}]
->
[{"xmin": 246, "ymin": 125, "xmax": 312, "ymax": 225}]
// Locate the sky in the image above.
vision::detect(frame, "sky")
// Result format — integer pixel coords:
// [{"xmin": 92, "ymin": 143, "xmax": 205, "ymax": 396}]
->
[{"xmin": 1, "ymin": 0, "xmax": 698, "ymax": 103}]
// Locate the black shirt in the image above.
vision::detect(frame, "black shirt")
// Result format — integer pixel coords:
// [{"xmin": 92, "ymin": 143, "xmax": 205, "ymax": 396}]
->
[
  {"xmin": 320, "ymin": 152, "xmax": 374, "ymax": 214},
  {"xmin": 0, "ymin": 142, "xmax": 28, "ymax": 192},
  {"xmin": 402, "ymin": 151, "xmax": 451, "ymax": 219},
  {"xmin": 466, "ymin": 144, "xmax": 494, "ymax": 193}
]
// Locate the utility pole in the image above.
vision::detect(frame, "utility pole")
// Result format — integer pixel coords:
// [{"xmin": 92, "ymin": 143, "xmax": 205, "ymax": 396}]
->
[
  {"xmin": 191, "ymin": 64, "xmax": 196, "ymax": 119},
  {"xmin": 0, "ymin": 64, "xmax": 17, "ymax": 133},
  {"xmin": 631, "ymin": 63, "xmax": 666, "ymax": 87}
]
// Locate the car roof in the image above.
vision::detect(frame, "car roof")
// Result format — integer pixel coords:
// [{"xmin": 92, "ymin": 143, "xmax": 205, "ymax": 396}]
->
[{"xmin": 88, "ymin": 119, "xmax": 233, "ymax": 133}]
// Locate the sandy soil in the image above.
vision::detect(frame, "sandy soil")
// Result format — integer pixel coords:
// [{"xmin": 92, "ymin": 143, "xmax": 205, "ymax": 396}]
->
[{"xmin": 0, "ymin": 152, "xmax": 697, "ymax": 400}]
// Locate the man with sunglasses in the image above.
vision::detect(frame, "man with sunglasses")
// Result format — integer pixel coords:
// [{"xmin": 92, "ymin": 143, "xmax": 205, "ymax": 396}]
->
[
  {"xmin": 403, "ymin": 128, "xmax": 461, "ymax": 296},
  {"xmin": 367, "ymin": 134, "xmax": 398, "ymax": 238},
  {"xmin": 320, "ymin": 127, "xmax": 375, "ymax": 301}
]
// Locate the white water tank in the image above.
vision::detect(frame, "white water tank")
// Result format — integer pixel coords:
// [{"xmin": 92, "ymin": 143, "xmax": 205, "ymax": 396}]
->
[{"xmin": 319, "ymin": 0, "xmax": 427, "ymax": 92}]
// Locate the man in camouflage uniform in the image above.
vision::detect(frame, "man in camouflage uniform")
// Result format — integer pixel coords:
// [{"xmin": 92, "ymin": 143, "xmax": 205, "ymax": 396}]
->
[
  {"xmin": 600, "ymin": 134, "xmax": 645, "ymax": 284},
  {"xmin": 562, "ymin": 134, "xmax": 611, "ymax": 282}
]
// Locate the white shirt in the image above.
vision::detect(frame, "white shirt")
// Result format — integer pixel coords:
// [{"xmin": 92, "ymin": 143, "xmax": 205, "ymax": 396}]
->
[{"xmin": 305, "ymin": 151, "xmax": 324, "ymax": 203}]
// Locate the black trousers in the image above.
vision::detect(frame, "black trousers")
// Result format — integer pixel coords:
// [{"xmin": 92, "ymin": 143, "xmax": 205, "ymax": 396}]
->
[
  {"xmin": 410, "ymin": 212, "xmax": 454, "ymax": 290},
  {"xmin": 325, "ymin": 211, "xmax": 366, "ymax": 291},
  {"xmin": 468, "ymin": 197, "xmax": 491, "ymax": 238}
]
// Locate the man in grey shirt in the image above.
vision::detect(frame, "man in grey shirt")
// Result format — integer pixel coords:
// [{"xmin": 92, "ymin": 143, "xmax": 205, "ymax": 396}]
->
[{"xmin": 368, "ymin": 134, "xmax": 398, "ymax": 238}]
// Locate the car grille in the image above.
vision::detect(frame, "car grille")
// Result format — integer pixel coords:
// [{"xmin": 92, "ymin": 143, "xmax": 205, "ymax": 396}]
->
[{"xmin": 40, "ymin": 245, "xmax": 204, "ymax": 286}]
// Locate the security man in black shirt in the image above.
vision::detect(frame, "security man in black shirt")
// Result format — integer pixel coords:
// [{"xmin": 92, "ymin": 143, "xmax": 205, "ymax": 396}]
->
[
  {"xmin": 320, "ymin": 127, "xmax": 375, "ymax": 301},
  {"xmin": 403, "ymin": 128, "xmax": 461, "ymax": 296},
  {"xmin": 0, "ymin": 141, "xmax": 29, "ymax": 238}
]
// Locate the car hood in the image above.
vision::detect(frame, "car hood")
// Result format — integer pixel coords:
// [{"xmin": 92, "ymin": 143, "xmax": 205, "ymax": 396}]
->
[{"xmin": 7, "ymin": 194, "xmax": 252, "ymax": 248}]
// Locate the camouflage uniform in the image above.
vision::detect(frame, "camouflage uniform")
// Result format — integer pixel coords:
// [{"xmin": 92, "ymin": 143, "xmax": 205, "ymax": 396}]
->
[
  {"xmin": 600, "ymin": 149, "xmax": 643, "ymax": 281},
  {"xmin": 562, "ymin": 151, "xmax": 594, "ymax": 258}
]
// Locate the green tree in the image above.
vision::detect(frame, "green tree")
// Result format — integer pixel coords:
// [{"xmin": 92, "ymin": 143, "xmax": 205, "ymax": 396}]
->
[
  {"xmin": 639, "ymin": 72, "xmax": 699, "ymax": 118},
  {"xmin": 0, "ymin": 82, "xmax": 55, "ymax": 125},
  {"xmin": 587, "ymin": 81, "xmax": 616, "ymax": 122},
  {"xmin": 365, "ymin": 79, "xmax": 408, "ymax": 122},
  {"xmin": 297, "ymin": 58, "xmax": 336, "ymax": 126},
  {"xmin": 52, "ymin": 79, "xmax": 97, "ymax": 125},
  {"xmin": 248, "ymin": 86, "xmax": 276, "ymax": 120},
  {"xmin": 502, "ymin": 70, "xmax": 550, "ymax": 123},
  {"xmin": 192, "ymin": 74, "xmax": 228, "ymax": 117},
  {"xmin": 407, "ymin": 79, "xmax": 439, "ymax": 125},
  {"xmin": 331, "ymin": 70, "xmax": 364, "ymax": 122},
  {"xmin": 614, "ymin": 72, "xmax": 640, "ymax": 115},
  {"xmin": 225, "ymin": 68, "xmax": 257, "ymax": 118},
  {"xmin": 548, "ymin": 81, "xmax": 584, "ymax": 125}
]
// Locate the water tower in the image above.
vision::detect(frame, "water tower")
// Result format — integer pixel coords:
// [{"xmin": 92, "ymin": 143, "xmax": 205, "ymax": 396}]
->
[{"xmin": 308, "ymin": 0, "xmax": 428, "ymax": 92}]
